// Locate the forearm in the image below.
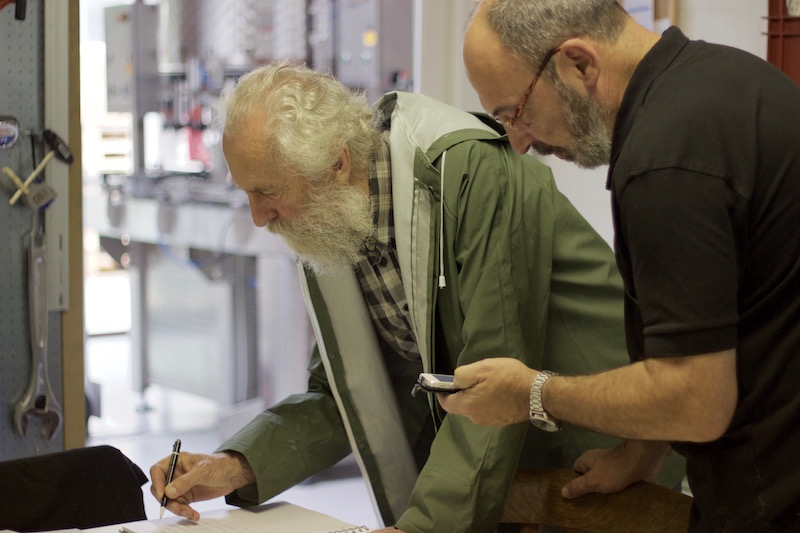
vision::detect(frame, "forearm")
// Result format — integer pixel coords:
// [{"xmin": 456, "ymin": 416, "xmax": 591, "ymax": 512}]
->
[{"xmin": 544, "ymin": 350, "xmax": 737, "ymax": 442}]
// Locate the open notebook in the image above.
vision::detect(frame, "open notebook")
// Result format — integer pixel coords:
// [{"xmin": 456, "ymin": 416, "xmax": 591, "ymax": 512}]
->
[{"xmin": 119, "ymin": 501, "xmax": 370, "ymax": 533}]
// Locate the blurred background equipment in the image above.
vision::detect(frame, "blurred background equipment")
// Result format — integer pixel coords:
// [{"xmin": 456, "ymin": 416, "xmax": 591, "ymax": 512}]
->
[{"xmin": 96, "ymin": 0, "xmax": 412, "ymax": 198}]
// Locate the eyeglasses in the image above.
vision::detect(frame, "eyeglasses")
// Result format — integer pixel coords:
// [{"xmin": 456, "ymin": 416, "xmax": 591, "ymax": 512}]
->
[{"xmin": 492, "ymin": 47, "xmax": 561, "ymax": 131}]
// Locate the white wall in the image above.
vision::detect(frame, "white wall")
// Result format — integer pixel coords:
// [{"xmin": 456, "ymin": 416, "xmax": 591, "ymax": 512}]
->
[
  {"xmin": 413, "ymin": 0, "xmax": 482, "ymax": 111},
  {"xmin": 414, "ymin": 0, "xmax": 769, "ymax": 246},
  {"xmin": 678, "ymin": 0, "xmax": 769, "ymax": 59}
]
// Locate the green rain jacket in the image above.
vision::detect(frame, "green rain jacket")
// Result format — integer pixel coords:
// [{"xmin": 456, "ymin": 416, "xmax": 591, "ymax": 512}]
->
[{"xmin": 219, "ymin": 92, "xmax": 684, "ymax": 532}]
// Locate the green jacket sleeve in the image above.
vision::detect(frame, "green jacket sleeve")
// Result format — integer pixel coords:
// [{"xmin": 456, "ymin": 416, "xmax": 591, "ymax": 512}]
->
[
  {"xmin": 217, "ymin": 345, "xmax": 352, "ymax": 506},
  {"xmin": 396, "ymin": 139, "xmax": 560, "ymax": 532}
]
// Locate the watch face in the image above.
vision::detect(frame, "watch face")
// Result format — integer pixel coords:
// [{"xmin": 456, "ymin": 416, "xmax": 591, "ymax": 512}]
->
[{"xmin": 531, "ymin": 416, "xmax": 560, "ymax": 432}]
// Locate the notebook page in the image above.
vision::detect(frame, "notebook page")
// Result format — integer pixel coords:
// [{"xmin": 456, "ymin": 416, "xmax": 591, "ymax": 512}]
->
[{"xmin": 120, "ymin": 501, "xmax": 368, "ymax": 533}]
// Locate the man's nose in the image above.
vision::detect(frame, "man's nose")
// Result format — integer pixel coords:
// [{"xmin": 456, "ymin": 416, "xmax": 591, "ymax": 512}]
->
[
  {"xmin": 249, "ymin": 195, "xmax": 285, "ymax": 227},
  {"xmin": 506, "ymin": 128, "xmax": 534, "ymax": 155}
]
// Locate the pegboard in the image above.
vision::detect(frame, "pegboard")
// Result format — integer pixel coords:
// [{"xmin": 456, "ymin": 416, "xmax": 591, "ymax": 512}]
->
[{"xmin": 0, "ymin": 0, "xmax": 64, "ymax": 459}]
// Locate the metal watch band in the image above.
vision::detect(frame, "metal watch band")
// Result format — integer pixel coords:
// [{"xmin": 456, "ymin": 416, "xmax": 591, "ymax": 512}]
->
[{"xmin": 529, "ymin": 370, "xmax": 561, "ymax": 432}]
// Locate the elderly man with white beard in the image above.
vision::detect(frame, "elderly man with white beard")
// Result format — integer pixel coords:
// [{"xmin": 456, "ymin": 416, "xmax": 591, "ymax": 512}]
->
[{"xmin": 148, "ymin": 61, "xmax": 684, "ymax": 533}]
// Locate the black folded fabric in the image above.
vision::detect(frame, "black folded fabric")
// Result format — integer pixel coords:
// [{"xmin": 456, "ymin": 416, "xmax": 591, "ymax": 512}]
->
[{"xmin": 0, "ymin": 445, "xmax": 148, "ymax": 531}]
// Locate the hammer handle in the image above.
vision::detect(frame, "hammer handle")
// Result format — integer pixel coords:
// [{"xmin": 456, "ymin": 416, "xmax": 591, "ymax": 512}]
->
[
  {"xmin": 9, "ymin": 150, "xmax": 54, "ymax": 205},
  {"xmin": 2, "ymin": 166, "xmax": 29, "ymax": 193}
]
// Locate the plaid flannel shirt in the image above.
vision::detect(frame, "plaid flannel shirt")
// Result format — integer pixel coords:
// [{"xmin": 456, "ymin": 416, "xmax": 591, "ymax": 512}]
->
[{"xmin": 354, "ymin": 139, "xmax": 421, "ymax": 361}]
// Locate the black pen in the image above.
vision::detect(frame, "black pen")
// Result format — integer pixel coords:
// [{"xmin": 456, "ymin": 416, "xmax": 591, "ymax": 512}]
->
[{"xmin": 160, "ymin": 438, "xmax": 181, "ymax": 519}]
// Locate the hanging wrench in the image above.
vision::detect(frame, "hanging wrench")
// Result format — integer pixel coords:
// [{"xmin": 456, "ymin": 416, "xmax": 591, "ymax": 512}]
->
[{"xmin": 13, "ymin": 228, "xmax": 63, "ymax": 441}]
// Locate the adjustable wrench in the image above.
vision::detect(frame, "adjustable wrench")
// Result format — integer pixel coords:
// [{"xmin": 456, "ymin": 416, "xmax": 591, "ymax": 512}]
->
[{"xmin": 13, "ymin": 228, "xmax": 63, "ymax": 441}]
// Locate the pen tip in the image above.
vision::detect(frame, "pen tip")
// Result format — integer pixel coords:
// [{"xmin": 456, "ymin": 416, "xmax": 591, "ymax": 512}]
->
[{"xmin": 159, "ymin": 507, "xmax": 165, "ymax": 519}]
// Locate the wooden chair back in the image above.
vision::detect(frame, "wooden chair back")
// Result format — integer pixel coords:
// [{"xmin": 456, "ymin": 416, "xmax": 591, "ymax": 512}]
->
[{"xmin": 498, "ymin": 468, "xmax": 692, "ymax": 532}]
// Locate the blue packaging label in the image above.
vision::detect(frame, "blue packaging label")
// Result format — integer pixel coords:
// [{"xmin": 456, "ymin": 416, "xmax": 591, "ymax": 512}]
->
[{"xmin": 0, "ymin": 120, "xmax": 20, "ymax": 149}]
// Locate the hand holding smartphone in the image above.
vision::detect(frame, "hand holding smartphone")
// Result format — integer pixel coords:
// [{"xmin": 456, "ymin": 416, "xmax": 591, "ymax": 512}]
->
[{"xmin": 411, "ymin": 372, "xmax": 461, "ymax": 396}]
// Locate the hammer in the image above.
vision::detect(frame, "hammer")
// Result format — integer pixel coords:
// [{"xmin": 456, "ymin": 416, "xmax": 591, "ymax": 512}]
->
[{"xmin": 9, "ymin": 129, "xmax": 73, "ymax": 206}]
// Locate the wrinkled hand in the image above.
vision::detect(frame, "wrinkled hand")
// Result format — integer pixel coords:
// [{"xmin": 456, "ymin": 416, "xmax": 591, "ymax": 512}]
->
[
  {"xmin": 437, "ymin": 358, "xmax": 537, "ymax": 427},
  {"xmin": 562, "ymin": 440, "xmax": 670, "ymax": 499},
  {"xmin": 150, "ymin": 451, "xmax": 255, "ymax": 521}
]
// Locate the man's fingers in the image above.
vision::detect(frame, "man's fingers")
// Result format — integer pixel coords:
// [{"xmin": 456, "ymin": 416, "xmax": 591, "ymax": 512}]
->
[
  {"xmin": 561, "ymin": 478, "xmax": 583, "ymax": 499},
  {"xmin": 437, "ymin": 390, "xmax": 480, "ymax": 423},
  {"xmin": 561, "ymin": 474, "xmax": 595, "ymax": 499},
  {"xmin": 436, "ymin": 391, "xmax": 455, "ymax": 411},
  {"xmin": 165, "ymin": 473, "xmax": 193, "ymax": 500},
  {"xmin": 572, "ymin": 447, "xmax": 608, "ymax": 474},
  {"xmin": 165, "ymin": 499, "xmax": 200, "ymax": 521},
  {"xmin": 150, "ymin": 463, "xmax": 167, "ymax": 491},
  {"xmin": 571, "ymin": 454, "xmax": 593, "ymax": 475},
  {"xmin": 451, "ymin": 367, "xmax": 476, "ymax": 389}
]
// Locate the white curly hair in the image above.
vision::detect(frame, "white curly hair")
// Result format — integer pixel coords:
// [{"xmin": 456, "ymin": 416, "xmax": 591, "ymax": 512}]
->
[{"xmin": 217, "ymin": 60, "xmax": 382, "ymax": 184}]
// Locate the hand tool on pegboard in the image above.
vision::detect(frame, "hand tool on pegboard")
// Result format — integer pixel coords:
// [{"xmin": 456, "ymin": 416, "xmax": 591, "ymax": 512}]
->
[
  {"xmin": 0, "ymin": 0, "xmax": 26, "ymax": 20},
  {"xmin": 1, "ymin": 123, "xmax": 59, "ymax": 210},
  {"xmin": 0, "ymin": 116, "xmax": 51, "ymax": 207},
  {"xmin": 12, "ymin": 223, "xmax": 63, "ymax": 442},
  {"xmin": 2, "ymin": 166, "xmax": 57, "ymax": 211},
  {"xmin": 7, "ymin": 129, "xmax": 72, "ymax": 208}
]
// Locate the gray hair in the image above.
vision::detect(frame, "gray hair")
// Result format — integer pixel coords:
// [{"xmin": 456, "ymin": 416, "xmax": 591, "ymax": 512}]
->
[
  {"xmin": 480, "ymin": 0, "xmax": 628, "ymax": 71},
  {"xmin": 217, "ymin": 60, "xmax": 381, "ymax": 183}
]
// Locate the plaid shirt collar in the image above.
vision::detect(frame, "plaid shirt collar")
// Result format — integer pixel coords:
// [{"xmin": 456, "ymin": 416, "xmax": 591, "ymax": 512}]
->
[{"xmin": 363, "ymin": 138, "xmax": 393, "ymax": 262}]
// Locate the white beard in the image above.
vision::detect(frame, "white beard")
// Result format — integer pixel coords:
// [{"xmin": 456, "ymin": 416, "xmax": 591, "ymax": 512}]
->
[{"xmin": 266, "ymin": 180, "xmax": 375, "ymax": 275}]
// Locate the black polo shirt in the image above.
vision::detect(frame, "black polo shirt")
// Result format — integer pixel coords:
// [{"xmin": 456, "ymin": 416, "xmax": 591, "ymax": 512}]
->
[{"xmin": 608, "ymin": 27, "xmax": 800, "ymax": 530}]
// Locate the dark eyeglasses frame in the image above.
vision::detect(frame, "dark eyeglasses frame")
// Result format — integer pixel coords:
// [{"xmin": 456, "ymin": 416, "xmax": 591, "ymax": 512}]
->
[{"xmin": 493, "ymin": 47, "xmax": 561, "ymax": 130}]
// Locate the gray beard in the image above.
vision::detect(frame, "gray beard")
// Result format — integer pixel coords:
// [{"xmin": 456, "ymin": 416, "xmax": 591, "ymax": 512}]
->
[
  {"xmin": 266, "ymin": 180, "xmax": 375, "ymax": 275},
  {"xmin": 531, "ymin": 75, "xmax": 614, "ymax": 169}
]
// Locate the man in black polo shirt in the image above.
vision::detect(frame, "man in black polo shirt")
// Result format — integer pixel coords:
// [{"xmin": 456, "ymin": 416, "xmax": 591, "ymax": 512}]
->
[{"xmin": 440, "ymin": 0, "xmax": 800, "ymax": 530}]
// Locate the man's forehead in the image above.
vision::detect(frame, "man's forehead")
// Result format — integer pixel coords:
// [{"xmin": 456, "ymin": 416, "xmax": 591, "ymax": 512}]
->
[
  {"xmin": 223, "ymin": 112, "xmax": 270, "ymax": 155},
  {"xmin": 465, "ymin": 25, "xmax": 533, "ymax": 111},
  {"xmin": 465, "ymin": 12, "xmax": 533, "ymax": 74}
]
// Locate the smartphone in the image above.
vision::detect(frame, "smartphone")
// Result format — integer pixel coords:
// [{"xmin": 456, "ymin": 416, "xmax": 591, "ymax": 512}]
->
[{"xmin": 412, "ymin": 372, "xmax": 461, "ymax": 396}]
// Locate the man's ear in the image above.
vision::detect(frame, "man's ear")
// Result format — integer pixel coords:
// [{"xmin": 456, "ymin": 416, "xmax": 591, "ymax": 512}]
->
[
  {"xmin": 554, "ymin": 38, "xmax": 600, "ymax": 93},
  {"xmin": 333, "ymin": 145, "xmax": 351, "ymax": 183}
]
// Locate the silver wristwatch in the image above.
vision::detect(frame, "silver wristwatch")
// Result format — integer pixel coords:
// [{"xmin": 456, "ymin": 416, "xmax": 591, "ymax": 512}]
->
[{"xmin": 529, "ymin": 370, "xmax": 560, "ymax": 432}]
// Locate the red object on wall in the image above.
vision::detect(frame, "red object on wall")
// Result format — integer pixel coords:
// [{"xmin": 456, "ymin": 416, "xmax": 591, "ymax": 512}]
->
[{"xmin": 767, "ymin": 0, "xmax": 800, "ymax": 86}]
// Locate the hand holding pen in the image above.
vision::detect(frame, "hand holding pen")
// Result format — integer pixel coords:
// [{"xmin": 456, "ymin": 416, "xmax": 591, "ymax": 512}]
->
[
  {"xmin": 160, "ymin": 439, "xmax": 181, "ymax": 518},
  {"xmin": 150, "ymin": 447, "xmax": 257, "ymax": 522}
]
